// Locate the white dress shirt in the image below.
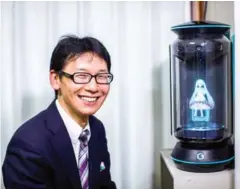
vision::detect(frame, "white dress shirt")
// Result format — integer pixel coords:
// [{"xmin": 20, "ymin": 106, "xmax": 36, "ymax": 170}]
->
[{"xmin": 55, "ymin": 100, "xmax": 91, "ymax": 164}]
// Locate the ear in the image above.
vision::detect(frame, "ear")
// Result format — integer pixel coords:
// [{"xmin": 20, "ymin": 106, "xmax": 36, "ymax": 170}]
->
[{"xmin": 49, "ymin": 70, "xmax": 61, "ymax": 90}]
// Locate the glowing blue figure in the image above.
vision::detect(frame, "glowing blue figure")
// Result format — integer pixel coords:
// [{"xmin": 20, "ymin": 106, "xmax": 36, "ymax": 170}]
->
[{"xmin": 189, "ymin": 79, "xmax": 215, "ymax": 122}]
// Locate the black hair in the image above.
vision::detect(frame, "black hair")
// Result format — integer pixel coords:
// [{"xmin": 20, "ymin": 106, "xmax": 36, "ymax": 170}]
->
[{"xmin": 50, "ymin": 34, "xmax": 111, "ymax": 97}]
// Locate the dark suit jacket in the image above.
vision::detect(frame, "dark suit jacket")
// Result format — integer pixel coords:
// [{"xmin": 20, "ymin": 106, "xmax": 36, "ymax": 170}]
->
[{"xmin": 2, "ymin": 101, "xmax": 116, "ymax": 189}]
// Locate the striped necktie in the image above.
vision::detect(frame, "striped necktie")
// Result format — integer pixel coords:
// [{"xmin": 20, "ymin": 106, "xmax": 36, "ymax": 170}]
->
[{"xmin": 78, "ymin": 129, "xmax": 90, "ymax": 189}]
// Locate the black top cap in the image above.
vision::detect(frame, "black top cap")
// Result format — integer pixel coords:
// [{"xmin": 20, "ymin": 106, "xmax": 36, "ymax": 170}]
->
[{"xmin": 171, "ymin": 21, "xmax": 230, "ymax": 36}]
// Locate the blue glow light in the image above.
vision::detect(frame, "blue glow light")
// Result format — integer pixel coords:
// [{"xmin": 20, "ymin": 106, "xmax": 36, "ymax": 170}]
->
[{"xmin": 171, "ymin": 156, "xmax": 234, "ymax": 165}]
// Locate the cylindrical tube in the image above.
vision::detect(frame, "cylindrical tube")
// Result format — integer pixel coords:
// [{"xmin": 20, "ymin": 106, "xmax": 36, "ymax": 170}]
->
[{"xmin": 170, "ymin": 22, "xmax": 232, "ymax": 142}]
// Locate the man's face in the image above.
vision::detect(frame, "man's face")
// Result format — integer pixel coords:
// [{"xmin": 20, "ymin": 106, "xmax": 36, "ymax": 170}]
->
[{"xmin": 50, "ymin": 52, "xmax": 110, "ymax": 120}]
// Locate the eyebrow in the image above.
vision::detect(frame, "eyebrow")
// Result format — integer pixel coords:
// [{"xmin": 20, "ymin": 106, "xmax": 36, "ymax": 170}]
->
[{"xmin": 77, "ymin": 68, "xmax": 108, "ymax": 72}]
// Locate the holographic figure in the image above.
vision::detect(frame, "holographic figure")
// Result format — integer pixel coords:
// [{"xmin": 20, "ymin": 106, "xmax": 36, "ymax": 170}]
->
[{"xmin": 189, "ymin": 79, "xmax": 215, "ymax": 122}]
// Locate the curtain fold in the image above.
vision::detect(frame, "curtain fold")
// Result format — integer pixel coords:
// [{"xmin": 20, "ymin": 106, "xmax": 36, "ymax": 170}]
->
[{"xmin": 234, "ymin": 2, "xmax": 240, "ymax": 189}]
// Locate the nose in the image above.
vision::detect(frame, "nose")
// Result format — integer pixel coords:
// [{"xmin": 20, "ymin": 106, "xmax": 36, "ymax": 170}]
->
[{"xmin": 85, "ymin": 77, "xmax": 98, "ymax": 92}]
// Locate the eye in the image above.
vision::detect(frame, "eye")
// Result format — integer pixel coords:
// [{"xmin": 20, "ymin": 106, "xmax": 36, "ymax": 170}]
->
[
  {"xmin": 98, "ymin": 75, "xmax": 108, "ymax": 79},
  {"xmin": 96, "ymin": 73, "xmax": 113, "ymax": 84},
  {"xmin": 75, "ymin": 73, "xmax": 89, "ymax": 79}
]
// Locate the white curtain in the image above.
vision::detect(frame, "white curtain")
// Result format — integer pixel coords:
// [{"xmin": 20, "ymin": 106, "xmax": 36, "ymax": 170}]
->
[
  {"xmin": 1, "ymin": 2, "xmax": 189, "ymax": 189},
  {"xmin": 234, "ymin": 2, "xmax": 240, "ymax": 189}
]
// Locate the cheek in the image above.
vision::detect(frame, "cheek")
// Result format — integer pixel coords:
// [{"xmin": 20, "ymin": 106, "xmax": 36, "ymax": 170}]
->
[
  {"xmin": 62, "ymin": 83, "xmax": 80, "ymax": 97},
  {"xmin": 101, "ymin": 86, "xmax": 110, "ymax": 96},
  {"xmin": 67, "ymin": 82, "xmax": 83, "ymax": 92}
]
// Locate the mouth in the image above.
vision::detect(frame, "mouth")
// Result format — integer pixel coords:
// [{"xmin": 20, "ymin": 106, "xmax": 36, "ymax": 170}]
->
[{"xmin": 78, "ymin": 95, "xmax": 99, "ymax": 103}]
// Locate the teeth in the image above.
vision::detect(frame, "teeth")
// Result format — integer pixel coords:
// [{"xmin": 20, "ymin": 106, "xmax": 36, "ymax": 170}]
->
[{"xmin": 80, "ymin": 97, "xmax": 97, "ymax": 102}]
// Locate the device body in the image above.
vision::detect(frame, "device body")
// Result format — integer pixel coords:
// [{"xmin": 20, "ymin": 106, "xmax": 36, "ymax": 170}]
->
[{"xmin": 170, "ymin": 21, "xmax": 234, "ymax": 172}]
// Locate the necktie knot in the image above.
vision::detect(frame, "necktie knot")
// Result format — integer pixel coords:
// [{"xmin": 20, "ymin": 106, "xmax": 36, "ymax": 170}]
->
[{"xmin": 79, "ymin": 129, "xmax": 89, "ymax": 144}]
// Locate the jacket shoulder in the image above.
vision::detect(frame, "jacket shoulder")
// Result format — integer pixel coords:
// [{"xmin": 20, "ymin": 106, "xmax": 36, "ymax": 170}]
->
[
  {"xmin": 8, "ymin": 109, "xmax": 49, "ymax": 151},
  {"xmin": 89, "ymin": 115, "xmax": 105, "ymax": 130}
]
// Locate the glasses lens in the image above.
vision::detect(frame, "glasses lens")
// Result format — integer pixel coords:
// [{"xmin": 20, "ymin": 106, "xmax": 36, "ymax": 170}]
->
[
  {"xmin": 96, "ymin": 73, "xmax": 113, "ymax": 84},
  {"xmin": 74, "ymin": 73, "xmax": 91, "ymax": 83}
]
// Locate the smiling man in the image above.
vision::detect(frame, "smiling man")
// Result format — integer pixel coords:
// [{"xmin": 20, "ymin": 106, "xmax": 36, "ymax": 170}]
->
[{"xmin": 2, "ymin": 35, "xmax": 116, "ymax": 189}]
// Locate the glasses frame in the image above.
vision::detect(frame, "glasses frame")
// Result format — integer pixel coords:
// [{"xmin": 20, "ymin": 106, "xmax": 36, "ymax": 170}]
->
[{"xmin": 58, "ymin": 71, "xmax": 114, "ymax": 84}]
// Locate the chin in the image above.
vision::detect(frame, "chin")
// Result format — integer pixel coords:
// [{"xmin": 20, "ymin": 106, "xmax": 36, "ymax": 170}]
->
[{"xmin": 79, "ymin": 109, "xmax": 99, "ymax": 116}]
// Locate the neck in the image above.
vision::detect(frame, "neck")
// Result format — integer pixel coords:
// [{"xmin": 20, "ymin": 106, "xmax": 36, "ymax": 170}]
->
[{"xmin": 57, "ymin": 97, "xmax": 88, "ymax": 128}]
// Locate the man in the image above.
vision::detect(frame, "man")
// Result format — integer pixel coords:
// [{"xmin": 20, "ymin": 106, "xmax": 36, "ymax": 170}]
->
[{"xmin": 2, "ymin": 35, "xmax": 116, "ymax": 189}]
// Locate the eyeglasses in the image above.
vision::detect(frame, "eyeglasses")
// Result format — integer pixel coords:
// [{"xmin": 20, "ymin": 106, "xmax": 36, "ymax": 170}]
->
[{"xmin": 58, "ymin": 71, "xmax": 114, "ymax": 84}]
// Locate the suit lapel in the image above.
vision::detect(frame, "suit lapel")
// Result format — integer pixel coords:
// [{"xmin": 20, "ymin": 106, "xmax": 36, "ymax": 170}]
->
[{"xmin": 45, "ymin": 101, "xmax": 81, "ymax": 189}]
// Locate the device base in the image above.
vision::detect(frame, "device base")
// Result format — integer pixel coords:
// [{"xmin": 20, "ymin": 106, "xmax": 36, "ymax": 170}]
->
[{"xmin": 171, "ymin": 138, "xmax": 234, "ymax": 173}]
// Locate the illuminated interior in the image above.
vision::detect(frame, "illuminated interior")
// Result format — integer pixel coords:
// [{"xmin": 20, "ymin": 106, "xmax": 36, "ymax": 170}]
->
[{"xmin": 189, "ymin": 79, "xmax": 215, "ymax": 122}]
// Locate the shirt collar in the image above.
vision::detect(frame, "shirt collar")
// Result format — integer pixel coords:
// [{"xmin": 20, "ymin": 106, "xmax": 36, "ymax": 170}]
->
[{"xmin": 55, "ymin": 99, "xmax": 91, "ymax": 143}]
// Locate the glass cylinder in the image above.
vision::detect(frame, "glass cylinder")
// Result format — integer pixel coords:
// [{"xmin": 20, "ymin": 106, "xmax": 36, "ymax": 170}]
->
[{"xmin": 170, "ymin": 21, "xmax": 233, "ymax": 142}]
